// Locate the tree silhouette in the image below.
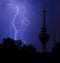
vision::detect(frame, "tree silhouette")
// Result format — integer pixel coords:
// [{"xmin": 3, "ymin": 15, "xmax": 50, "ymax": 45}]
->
[
  {"xmin": 0, "ymin": 37, "xmax": 36, "ymax": 54},
  {"xmin": 52, "ymin": 42, "xmax": 60, "ymax": 53},
  {"xmin": 2, "ymin": 38, "xmax": 17, "ymax": 50},
  {"xmin": 21, "ymin": 44, "xmax": 36, "ymax": 53}
]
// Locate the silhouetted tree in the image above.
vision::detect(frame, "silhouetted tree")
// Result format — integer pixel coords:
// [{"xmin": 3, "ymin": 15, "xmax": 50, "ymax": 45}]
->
[
  {"xmin": 21, "ymin": 44, "xmax": 36, "ymax": 53},
  {"xmin": 16, "ymin": 40, "xmax": 22, "ymax": 49},
  {"xmin": 51, "ymin": 42, "xmax": 60, "ymax": 62},
  {"xmin": 2, "ymin": 38, "xmax": 17, "ymax": 49},
  {"xmin": 52, "ymin": 42, "xmax": 60, "ymax": 53},
  {"xmin": 0, "ymin": 37, "xmax": 36, "ymax": 54}
]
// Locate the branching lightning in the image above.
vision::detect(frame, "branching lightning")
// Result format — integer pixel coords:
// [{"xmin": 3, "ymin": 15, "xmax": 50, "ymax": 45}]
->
[
  {"xmin": 10, "ymin": 6, "xmax": 19, "ymax": 40},
  {"xmin": 10, "ymin": 4, "xmax": 30, "ymax": 44}
]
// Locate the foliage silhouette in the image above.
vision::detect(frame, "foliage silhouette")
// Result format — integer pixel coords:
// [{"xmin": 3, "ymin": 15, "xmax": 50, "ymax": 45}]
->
[
  {"xmin": 0, "ymin": 38, "xmax": 60, "ymax": 62},
  {"xmin": 0, "ymin": 37, "xmax": 36, "ymax": 54},
  {"xmin": 52, "ymin": 42, "xmax": 60, "ymax": 53}
]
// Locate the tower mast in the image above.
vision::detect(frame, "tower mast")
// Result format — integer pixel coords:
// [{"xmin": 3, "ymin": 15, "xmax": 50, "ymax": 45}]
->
[
  {"xmin": 42, "ymin": 0, "xmax": 47, "ymax": 33},
  {"xmin": 39, "ymin": 0, "xmax": 50, "ymax": 52}
]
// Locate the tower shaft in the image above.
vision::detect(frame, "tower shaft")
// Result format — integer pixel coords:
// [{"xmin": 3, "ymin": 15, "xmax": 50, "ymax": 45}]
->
[
  {"xmin": 42, "ymin": 43, "xmax": 46, "ymax": 52},
  {"xmin": 39, "ymin": 0, "xmax": 50, "ymax": 53}
]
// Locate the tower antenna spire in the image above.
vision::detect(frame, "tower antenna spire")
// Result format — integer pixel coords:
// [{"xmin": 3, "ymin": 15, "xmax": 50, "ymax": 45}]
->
[
  {"xmin": 42, "ymin": 0, "xmax": 47, "ymax": 33},
  {"xmin": 44, "ymin": 0, "xmax": 46, "ymax": 10}
]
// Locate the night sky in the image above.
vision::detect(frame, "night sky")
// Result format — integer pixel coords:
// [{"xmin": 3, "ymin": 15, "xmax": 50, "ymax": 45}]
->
[{"xmin": 0, "ymin": 0, "xmax": 60, "ymax": 52}]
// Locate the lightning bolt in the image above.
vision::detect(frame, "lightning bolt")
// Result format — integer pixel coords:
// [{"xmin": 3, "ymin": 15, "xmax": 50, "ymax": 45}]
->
[
  {"xmin": 10, "ymin": 6, "xmax": 19, "ymax": 40},
  {"xmin": 10, "ymin": 4, "xmax": 30, "ymax": 44}
]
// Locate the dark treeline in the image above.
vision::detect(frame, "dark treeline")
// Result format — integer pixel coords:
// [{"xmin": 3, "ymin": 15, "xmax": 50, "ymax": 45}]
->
[
  {"xmin": 0, "ymin": 37, "xmax": 60, "ymax": 62},
  {"xmin": 0, "ymin": 37, "xmax": 36, "ymax": 53}
]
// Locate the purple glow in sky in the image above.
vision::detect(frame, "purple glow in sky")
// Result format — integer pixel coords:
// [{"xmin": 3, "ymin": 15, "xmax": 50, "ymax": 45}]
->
[
  {"xmin": 9, "ymin": 2, "xmax": 30, "ymax": 44},
  {"xmin": 0, "ymin": 0, "xmax": 60, "ymax": 52},
  {"xmin": 7, "ymin": 0, "xmax": 34, "ymax": 45},
  {"xmin": 0, "ymin": 0, "xmax": 42, "ymax": 52}
]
